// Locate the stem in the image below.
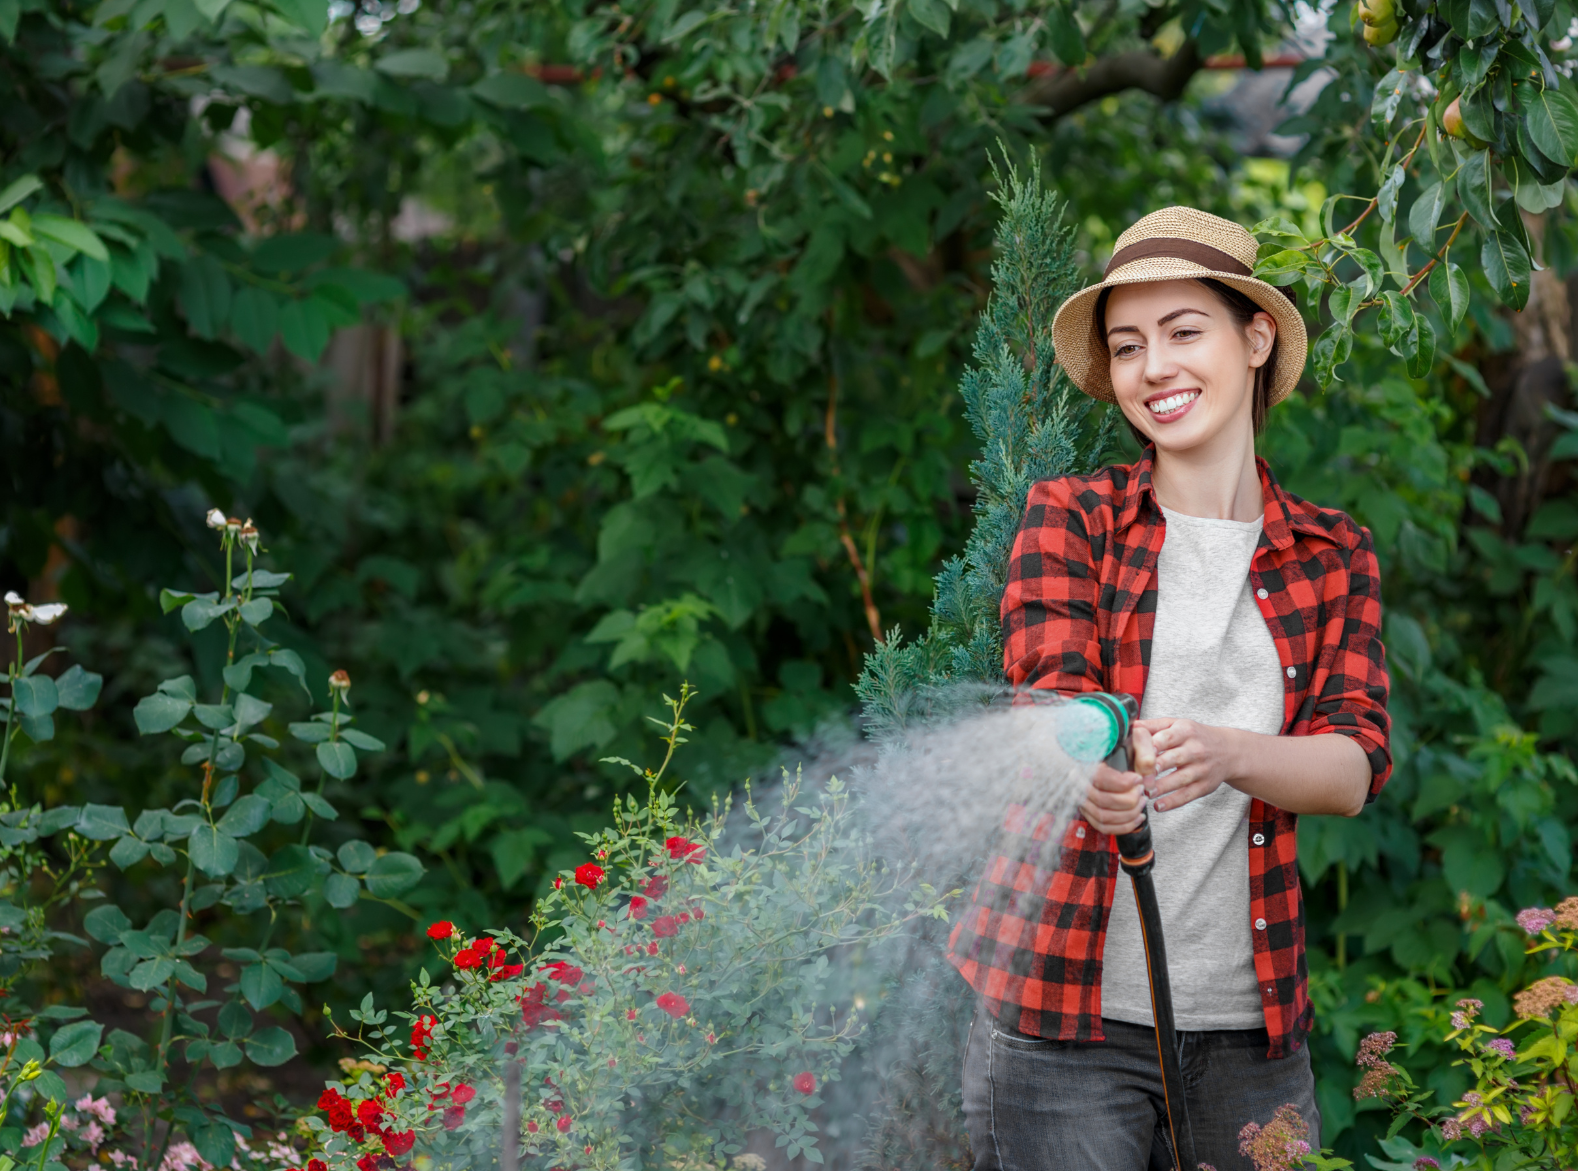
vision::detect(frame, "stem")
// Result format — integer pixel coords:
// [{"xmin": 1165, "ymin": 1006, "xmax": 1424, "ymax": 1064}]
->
[
  {"xmin": 1399, "ymin": 212, "xmax": 1470, "ymax": 297},
  {"xmin": 0, "ymin": 628, "xmax": 18, "ymax": 789},
  {"xmin": 33, "ymin": 1106, "xmax": 60, "ymax": 1171},
  {"xmin": 1336, "ymin": 861, "xmax": 1348, "ymax": 971}
]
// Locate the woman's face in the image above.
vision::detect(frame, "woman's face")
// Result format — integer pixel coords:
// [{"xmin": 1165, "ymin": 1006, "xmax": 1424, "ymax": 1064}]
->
[{"xmin": 1103, "ymin": 279, "xmax": 1276, "ymax": 455}]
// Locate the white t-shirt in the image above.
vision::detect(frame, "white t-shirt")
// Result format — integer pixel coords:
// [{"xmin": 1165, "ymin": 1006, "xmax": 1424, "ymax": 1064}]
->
[{"xmin": 1099, "ymin": 505, "xmax": 1286, "ymax": 1031}]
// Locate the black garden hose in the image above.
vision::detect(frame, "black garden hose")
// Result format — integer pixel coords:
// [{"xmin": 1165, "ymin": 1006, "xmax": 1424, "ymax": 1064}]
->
[{"xmin": 1063, "ymin": 692, "xmax": 1197, "ymax": 1171}]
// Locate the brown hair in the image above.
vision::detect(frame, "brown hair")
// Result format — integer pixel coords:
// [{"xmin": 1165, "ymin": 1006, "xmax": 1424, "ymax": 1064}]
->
[{"xmin": 1093, "ymin": 278, "xmax": 1279, "ymax": 443}]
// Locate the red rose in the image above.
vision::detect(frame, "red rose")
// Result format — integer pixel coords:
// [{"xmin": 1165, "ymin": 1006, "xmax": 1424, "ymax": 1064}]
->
[
  {"xmin": 308, "ymin": 1160, "xmax": 327, "ymax": 1171},
  {"xmin": 545, "ymin": 1099, "xmax": 563, "ymax": 1114},
  {"xmin": 382, "ymin": 1132, "xmax": 414, "ymax": 1157},
  {"xmin": 519, "ymin": 983, "xmax": 564, "ymax": 1030},
  {"xmin": 426, "ymin": 921, "xmax": 455, "ymax": 940},
  {"xmin": 693, "ymin": 907, "xmax": 704, "ymax": 920},
  {"xmin": 454, "ymin": 948, "xmax": 483, "ymax": 969},
  {"xmin": 647, "ymin": 941, "xmax": 659, "ymax": 955},
  {"xmin": 652, "ymin": 915, "xmax": 679, "ymax": 938},
  {"xmin": 574, "ymin": 863, "xmax": 605, "ymax": 889},
  {"xmin": 347, "ymin": 1124, "xmax": 366, "ymax": 1144},
  {"xmin": 443, "ymin": 1104, "xmax": 466, "ymax": 1131},
  {"xmin": 665, "ymin": 836, "xmax": 704, "ymax": 862},
  {"xmin": 556, "ymin": 1116, "xmax": 572, "ymax": 1134},
  {"xmin": 526, "ymin": 1121, "xmax": 538, "ymax": 1134},
  {"xmin": 487, "ymin": 950, "xmax": 524, "ymax": 982},
  {"xmin": 627, "ymin": 1008, "xmax": 637, "ymax": 1020},
  {"xmin": 451, "ymin": 1083, "xmax": 476, "ymax": 1105},
  {"xmin": 553, "ymin": 876, "xmax": 563, "ymax": 890},
  {"xmin": 655, "ymin": 992, "xmax": 689, "ymax": 1018},
  {"xmin": 641, "ymin": 875, "xmax": 668, "ymax": 899},
  {"xmin": 384, "ymin": 1072, "xmax": 405, "ymax": 1098},
  {"xmin": 357, "ymin": 1099, "xmax": 384, "ymax": 1128},
  {"xmin": 411, "ymin": 1014, "xmax": 437, "ymax": 1059},
  {"xmin": 627, "ymin": 895, "xmax": 648, "ymax": 920},
  {"xmin": 794, "ymin": 1072, "xmax": 816, "ymax": 1095},
  {"xmin": 543, "ymin": 960, "xmax": 584, "ymax": 985},
  {"xmin": 356, "ymin": 1155, "xmax": 378, "ymax": 1171},
  {"xmin": 678, "ymin": 911, "xmax": 690, "ymax": 924}
]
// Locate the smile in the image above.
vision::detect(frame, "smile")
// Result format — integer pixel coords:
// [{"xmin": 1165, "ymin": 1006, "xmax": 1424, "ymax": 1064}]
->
[{"xmin": 1146, "ymin": 390, "xmax": 1199, "ymax": 417}]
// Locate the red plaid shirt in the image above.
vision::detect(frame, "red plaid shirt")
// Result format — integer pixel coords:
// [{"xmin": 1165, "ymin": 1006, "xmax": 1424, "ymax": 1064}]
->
[{"xmin": 946, "ymin": 452, "xmax": 1391, "ymax": 1059}]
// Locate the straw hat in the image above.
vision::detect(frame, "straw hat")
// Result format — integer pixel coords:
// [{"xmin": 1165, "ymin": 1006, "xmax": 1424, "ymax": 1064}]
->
[{"xmin": 1050, "ymin": 206, "xmax": 1307, "ymax": 406}]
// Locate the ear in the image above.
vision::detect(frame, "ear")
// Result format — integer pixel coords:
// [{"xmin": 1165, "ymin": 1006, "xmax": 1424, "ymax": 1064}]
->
[{"xmin": 1245, "ymin": 311, "xmax": 1277, "ymax": 369}]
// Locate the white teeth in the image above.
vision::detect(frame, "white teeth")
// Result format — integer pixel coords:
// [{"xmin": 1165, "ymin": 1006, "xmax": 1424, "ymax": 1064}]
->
[{"xmin": 1147, "ymin": 391, "xmax": 1199, "ymax": 415}]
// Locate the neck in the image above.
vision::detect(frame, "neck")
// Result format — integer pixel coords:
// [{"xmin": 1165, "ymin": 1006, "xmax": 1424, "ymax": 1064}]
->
[{"xmin": 1148, "ymin": 423, "xmax": 1262, "ymax": 522}]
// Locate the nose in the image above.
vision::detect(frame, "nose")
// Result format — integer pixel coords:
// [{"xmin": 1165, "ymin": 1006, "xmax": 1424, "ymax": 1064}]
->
[{"xmin": 1143, "ymin": 336, "xmax": 1177, "ymax": 383}]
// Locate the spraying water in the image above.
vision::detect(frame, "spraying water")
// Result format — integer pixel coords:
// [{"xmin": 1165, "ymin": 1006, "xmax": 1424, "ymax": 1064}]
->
[{"xmin": 323, "ymin": 686, "xmax": 1115, "ymax": 1171}]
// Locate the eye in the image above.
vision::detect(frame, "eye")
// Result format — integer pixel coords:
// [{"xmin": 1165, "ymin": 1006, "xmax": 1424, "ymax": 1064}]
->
[
  {"xmin": 1172, "ymin": 327, "xmax": 1201, "ymax": 341},
  {"xmin": 1113, "ymin": 342, "xmax": 1141, "ymax": 358}
]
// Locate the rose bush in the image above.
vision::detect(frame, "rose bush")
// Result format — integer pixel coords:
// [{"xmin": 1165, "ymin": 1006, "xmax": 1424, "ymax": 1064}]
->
[{"xmin": 298, "ymin": 687, "xmax": 950, "ymax": 1169}]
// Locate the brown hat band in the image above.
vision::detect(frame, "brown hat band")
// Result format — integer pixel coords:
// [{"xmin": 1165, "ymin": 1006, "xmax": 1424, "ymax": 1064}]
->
[
  {"xmin": 1103, "ymin": 237, "xmax": 1250, "ymax": 277},
  {"xmin": 1102, "ymin": 237, "xmax": 1296, "ymax": 304}
]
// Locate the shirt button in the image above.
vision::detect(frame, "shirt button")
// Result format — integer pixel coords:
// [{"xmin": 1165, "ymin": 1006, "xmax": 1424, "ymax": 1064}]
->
[
  {"xmin": 1264, "ymin": 987, "xmax": 1274, "ymax": 997},
  {"xmin": 1285, "ymin": 666, "xmax": 1297, "ymax": 679},
  {"xmin": 1252, "ymin": 833, "xmax": 1265, "ymax": 846},
  {"xmin": 1255, "ymin": 918, "xmax": 1267, "ymax": 930},
  {"xmin": 1256, "ymin": 587, "xmax": 1269, "ymax": 600},
  {"xmin": 1075, "ymin": 826, "xmax": 1086, "ymax": 839}
]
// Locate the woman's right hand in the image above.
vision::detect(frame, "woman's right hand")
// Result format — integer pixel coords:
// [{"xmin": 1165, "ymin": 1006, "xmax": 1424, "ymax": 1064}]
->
[{"xmin": 1077, "ymin": 723, "xmax": 1155, "ymax": 836}]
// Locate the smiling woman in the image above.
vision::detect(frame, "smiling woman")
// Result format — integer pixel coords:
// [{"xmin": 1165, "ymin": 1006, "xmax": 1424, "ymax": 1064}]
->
[{"xmin": 948, "ymin": 207, "xmax": 1394, "ymax": 1171}]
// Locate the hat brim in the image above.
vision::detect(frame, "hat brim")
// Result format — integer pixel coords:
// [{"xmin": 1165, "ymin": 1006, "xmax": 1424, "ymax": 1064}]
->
[{"xmin": 1050, "ymin": 257, "xmax": 1308, "ymax": 406}]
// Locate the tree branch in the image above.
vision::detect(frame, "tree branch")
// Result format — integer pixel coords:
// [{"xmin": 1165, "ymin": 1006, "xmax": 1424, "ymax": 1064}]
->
[{"xmin": 1022, "ymin": 42, "xmax": 1204, "ymax": 120}]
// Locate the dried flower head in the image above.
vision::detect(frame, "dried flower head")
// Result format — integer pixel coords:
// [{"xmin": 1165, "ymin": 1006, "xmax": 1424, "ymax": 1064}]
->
[
  {"xmin": 1513, "ymin": 976, "xmax": 1578, "ymax": 1020},
  {"xmin": 328, "ymin": 669, "xmax": 351, "ymax": 694},
  {"xmin": 1413, "ymin": 1159, "xmax": 1440, "ymax": 1170},
  {"xmin": 238, "ymin": 518, "xmax": 260, "ymax": 554},
  {"xmin": 5, "ymin": 592, "xmax": 67, "ymax": 632},
  {"xmin": 1237, "ymin": 1105, "xmax": 1312, "ymax": 1171},
  {"xmin": 1555, "ymin": 896, "xmax": 1578, "ymax": 931},
  {"xmin": 1354, "ymin": 1031, "xmax": 1403, "ymax": 1101},
  {"xmin": 205, "ymin": 508, "xmax": 227, "ymax": 529}
]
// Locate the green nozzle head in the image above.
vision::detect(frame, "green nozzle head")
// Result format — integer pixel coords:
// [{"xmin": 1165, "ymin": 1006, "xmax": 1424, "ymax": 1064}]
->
[{"xmin": 1056, "ymin": 693, "xmax": 1136, "ymax": 763}]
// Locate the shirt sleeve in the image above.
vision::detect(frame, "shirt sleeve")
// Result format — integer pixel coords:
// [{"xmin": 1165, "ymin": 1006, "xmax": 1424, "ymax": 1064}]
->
[
  {"xmin": 1311, "ymin": 524, "xmax": 1392, "ymax": 799},
  {"xmin": 1000, "ymin": 478, "xmax": 1104, "ymax": 694}
]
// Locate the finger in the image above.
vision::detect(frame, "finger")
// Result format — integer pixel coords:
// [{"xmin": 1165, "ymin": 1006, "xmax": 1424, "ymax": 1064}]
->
[
  {"xmin": 1153, "ymin": 778, "xmax": 1220, "ymax": 812},
  {"xmin": 1086, "ymin": 790, "xmax": 1145, "ymax": 817},
  {"xmin": 1153, "ymin": 742, "xmax": 1200, "ymax": 775},
  {"xmin": 1146, "ymin": 765, "xmax": 1200, "ymax": 799},
  {"xmin": 1089, "ymin": 764, "xmax": 1145, "ymax": 793},
  {"xmin": 1129, "ymin": 724, "xmax": 1156, "ymax": 776}
]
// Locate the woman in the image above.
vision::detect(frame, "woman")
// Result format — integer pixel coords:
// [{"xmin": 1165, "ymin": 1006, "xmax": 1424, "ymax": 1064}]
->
[{"xmin": 948, "ymin": 207, "xmax": 1391, "ymax": 1170}]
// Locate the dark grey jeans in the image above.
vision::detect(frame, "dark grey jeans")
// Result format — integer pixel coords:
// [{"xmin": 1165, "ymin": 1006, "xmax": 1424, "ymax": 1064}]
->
[{"xmin": 961, "ymin": 1009, "xmax": 1320, "ymax": 1171}]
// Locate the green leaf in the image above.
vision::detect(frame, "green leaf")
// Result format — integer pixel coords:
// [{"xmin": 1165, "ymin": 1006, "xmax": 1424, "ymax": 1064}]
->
[
  {"xmin": 1377, "ymin": 291, "xmax": 1416, "ymax": 350},
  {"xmin": 53, "ymin": 664, "xmax": 103, "ymax": 711},
  {"xmin": 1371, "ymin": 69, "xmax": 1407, "ymax": 128},
  {"xmin": 182, "ymin": 596, "xmax": 233, "ymax": 632},
  {"xmin": 189, "ymin": 825, "xmax": 240, "ymax": 876},
  {"xmin": 1046, "ymin": 5, "xmax": 1084, "ymax": 66},
  {"xmin": 31, "ymin": 215, "xmax": 109, "ymax": 262},
  {"xmin": 1524, "ymin": 83, "xmax": 1578, "ymax": 165},
  {"xmin": 242, "ymin": 1026, "xmax": 295, "ymax": 1066},
  {"xmin": 269, "ymin": 0, "xmax": 326, "ymax": 36},
  {"xmin": 375, "ymin": 48, "xmax": 448, "ymax": 80},
  {"xmin": 290, "ymin": 951, "xmax": 336, "ymax": 981},
  {"xmin": 32, "ymin": 1070, "xmax": 69, "ymax": 1103},
  {"xmin": 323, "ymin": 871, "xmax": 360, "ymax": 908},
  {"xmin": 216, "ymin": 793, "xmax": 271, "ymax": 837},
  {"xmin": 337, "ymin": 840, "xmax": 377, "ymax": 873},
  {"xmin": 48, "ymin": 1021, "xmax": 104, "ymax": 1067},
  {"xmin": 339, "ymin": 728, "xmax": 384, "ymax": 751},
  {"xmin": 83, "ymin": 904, "xmax": 132, "ymax": 943},
  {"xmin": 125, "ymin": 1071, "xmax": 164, "ymax": 1093},
  {"xmin": 316, "ymin": 740, "xmax": 357, "ymax": 779},
  {"xmin": 1430, "ymin": 261, "xmax": 1470, "ymax": 332},
  {"xmin": 11, "ymin": 675, "xmax": 57, "ymax": 717},
  {"xmin": 218, "ymin": 999, "xmax": 252, "ymax": 1039},
  {"xmin": 110, "ymin": 835, "xmax": 151, "ymax": 869},
  {"xmin": 263, "ymin": 844, "xmax": 317, "ymax": 897},
  {"xmin": 1408, "ymin": 315, "xmax": 1436, "ymax": 379},
  {"xmin": 18, "ymin": 712, "xmax": 53, "ymax": 742},
  {"xmin": 278, "ymin": 297, "xmax": 330, "ymax": 361},
  {"xmin": 75, "ymin": 804, "xmax": 130, "ymax": 840},
  {"xmin": 240, "ymin": 961, "xmax": 283, "ymax": 1010},
  {"xmin": 0, "ymin": 175, "xmax": 43, "ymax": 216},
  {"xmin": 301, "ymin": 791, "xmax": 337, "ymax": 819},
  {"xmin": 1456, "ymin": 150, "xmax": 1496, "ymax": 230},
  {"xmin": 1407, "ymin": 181, "xmax": 1445, "ymax": 249},
  {"xmin": 238, "ymin": 597, "xmax": 273, "ymax": 625},
  {"xmin": 1482, "ymin": 230, "xmax": 1531, "ymax": 310},
  {"xmin": 471, "ymin": 71, "xmax": 548, "ymax": 110},
  {"xmin": 231, "ymin": 692, "xmax": 272, "ymax": 731},
  {"xmin": 179, "ymin": 254, "xmax": 231, "ymax": 339},
  {"xmin": 129, "ymin": 956, "xmax": 175, "ymax": 990},
  {"xmin": 364, "ymin": 851, "xmax": 423, "ymax": 897},
  {"xmin": 229, "ymin": 286, "xmax": 279, "ymax": 354}
]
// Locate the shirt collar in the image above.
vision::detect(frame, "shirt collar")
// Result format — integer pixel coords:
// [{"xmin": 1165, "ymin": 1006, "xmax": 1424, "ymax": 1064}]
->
[{"xmin": 1115, "ymin": 447, "xmax": 1332, "ymax": 551}]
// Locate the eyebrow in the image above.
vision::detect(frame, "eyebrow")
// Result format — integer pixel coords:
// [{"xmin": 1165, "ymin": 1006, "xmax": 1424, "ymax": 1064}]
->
[{"xmin": 1105, "ymin": 307, "xmax": 1210, "ymax": 339}]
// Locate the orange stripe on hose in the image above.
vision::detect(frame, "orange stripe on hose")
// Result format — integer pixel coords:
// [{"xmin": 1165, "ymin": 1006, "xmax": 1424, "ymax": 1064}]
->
[{"xmin": 1121, "ymin": 850, "xmax": 1154, "ymax": 867}]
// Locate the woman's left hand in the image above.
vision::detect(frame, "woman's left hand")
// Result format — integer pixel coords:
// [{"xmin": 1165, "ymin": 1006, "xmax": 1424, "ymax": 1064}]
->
[{"xmin": 1133, "ymin": 717, "xmax": 1244, "ymax": 812}]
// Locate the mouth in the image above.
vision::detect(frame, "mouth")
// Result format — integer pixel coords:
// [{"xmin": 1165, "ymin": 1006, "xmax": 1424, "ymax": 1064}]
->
[{"xmin": 1144, "ymin": 389, "xmax": 1200, "ymax": 422}]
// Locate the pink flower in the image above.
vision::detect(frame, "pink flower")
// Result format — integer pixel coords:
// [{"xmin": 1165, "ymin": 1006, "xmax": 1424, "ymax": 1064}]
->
[
  {"xmin": 656, "ymin": 992, "xmax": 689, "ymax": 1018},
  {"xmin": 82, "ymin": 1121, "xmax": 106, "ymax": 1150},
  {"xmin": 793, "ymin": 1072, "xmax": 816, "ymax": 1095},
  {"xmin": 1486, "ymin": 1038, "xmax": 1516, "ymax": 1060},
  {"xmin": 75, "ymin": 1096, "xmax": 117, "ymax": 1126},
  {"xmin": 1517, "ymin": 907, "xmax": 1556, "ymax": 935},
  {"xmin": 22, "ymin": 1122, "xmax": 48, "ymax": 1148}
]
